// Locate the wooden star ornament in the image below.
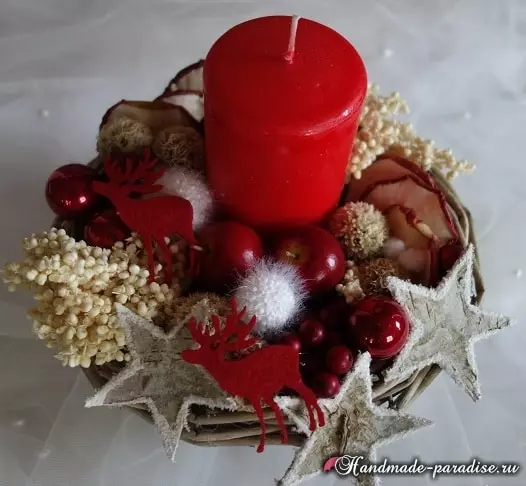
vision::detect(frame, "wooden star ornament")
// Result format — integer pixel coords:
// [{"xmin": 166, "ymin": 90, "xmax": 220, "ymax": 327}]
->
[
  {"xmin": 85, "ymin": 301, "xmax": 239, "ymax": 461},
  {"xmin": 385, "ymin": 244, "xmax": 513, "ymax": 400},
  {"xmin": 278, "ymin": 353, "xmax": 432, "ymax": 486}
]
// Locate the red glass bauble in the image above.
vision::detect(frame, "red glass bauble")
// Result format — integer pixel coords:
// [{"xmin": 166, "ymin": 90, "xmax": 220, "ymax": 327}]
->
[
  {"xmin": 45, "ymin": 164, "xmax": 101, "ymax": 218},
  {"xmin": 84, "ymin": 209, "xmax": 131, "ymax": 248},
  {"xmin": 348, "ymin": 296, "xmax": 409, "ymax": 359}
]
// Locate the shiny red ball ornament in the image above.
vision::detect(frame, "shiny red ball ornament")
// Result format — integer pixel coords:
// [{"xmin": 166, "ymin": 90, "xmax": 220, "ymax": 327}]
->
[
  {"xmin": 45, "ymin": 164, "xmax": 101, "ymax": 218},
  {"xmin": 311, "ymin": 372, "xmax": 341, "ymax": 398},
  {"xmin": 84, "ymin": 209, "xmax": 131, "ymax": 248},
  {"xmin": 348, "ymin": 296, "xmax": 409, "ymax": 359}
]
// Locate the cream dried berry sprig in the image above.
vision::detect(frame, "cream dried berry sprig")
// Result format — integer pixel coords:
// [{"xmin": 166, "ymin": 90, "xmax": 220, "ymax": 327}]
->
[
  {"xmin": 349, "ymin": 84, "xmax": 475, "ymax": 181},
  {"xmin": 1, "ymin": 229, "xmax": 186, "ymax": 368}
]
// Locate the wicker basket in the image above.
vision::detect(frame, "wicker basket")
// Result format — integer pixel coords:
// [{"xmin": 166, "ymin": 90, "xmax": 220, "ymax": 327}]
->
[{"xmin": 56, "ymin": 158, "xmax": 485, "ymax": 449}]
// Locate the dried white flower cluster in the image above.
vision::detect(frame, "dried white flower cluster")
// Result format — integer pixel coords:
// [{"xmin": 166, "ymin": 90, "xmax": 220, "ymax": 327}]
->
[
  {"xmin": 152, "ymin": 125, "xmax": 205, "ymax": 171},
  {"xmin": 328, "ymin": 201, "xmax": 389, "ymax": 261},
  {"xmin": 97, "ymin": 116, "xmax": 153, "ymax": 155},
  {"xmin": 348, "ymin": 84, "xmax": 475, "ymax": 181},
  {"xmin": 335, "ymin": 260, "xmax": 364, "ymax": 304},
  {"xmin": 1, "ymin": 228, "xmax": 185, "ymax": 368},
  {"xmin": 96, "ymin": 116, "xmax": 205, "ymax": 173}
]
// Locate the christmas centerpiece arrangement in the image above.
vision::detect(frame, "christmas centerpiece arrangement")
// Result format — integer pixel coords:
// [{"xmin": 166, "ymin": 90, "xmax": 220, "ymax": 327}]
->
[{"xmin": 2, "ymin": 15, "xmax": 512, "ymax": 486}]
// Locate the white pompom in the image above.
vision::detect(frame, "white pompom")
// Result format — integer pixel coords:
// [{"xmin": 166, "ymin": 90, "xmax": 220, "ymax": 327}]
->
[
  {"xmin": 382, "ymin": 237, "xmax": 406, "ymax": 259},
  {"xmin": 397, "ymin": 248, "xmax": 428, "ymax": 273},
  {"xmin": 234, "ymin": 259, "xmax": 307, "ymax": 337},
  {"xmin": 155, "ymin": 166, "xmax": 213, "ymax": 231}
]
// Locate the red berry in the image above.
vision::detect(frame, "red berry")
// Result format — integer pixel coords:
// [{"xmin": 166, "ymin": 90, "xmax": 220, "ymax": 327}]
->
[
  {"xmin": 348, "ymin": 296, "xmax": 409, "ymax": 359},
  {"xmin": 311, "ymin": 372, "xmax": 341, "ymax": 398},
  {"xmin": 281, "ymin": 333, "xmax": 302, "ymax": 353},
  {"xmin": 325, "ymin": 345, "xmax": 353, "ymax": 375},
  {"xmin": 298, "ymin": 319, "xmax": 325, "ymax": 347}
]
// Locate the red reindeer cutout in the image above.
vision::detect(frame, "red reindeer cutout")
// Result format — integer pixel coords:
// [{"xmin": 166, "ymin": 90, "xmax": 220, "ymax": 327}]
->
[
  {"xmin": 182, "ymin": 300, "xmax": 325, "ymax": 453},
  {"xmin": 92, "ymin": 149, "xmax": 198, "ymax": 284}
]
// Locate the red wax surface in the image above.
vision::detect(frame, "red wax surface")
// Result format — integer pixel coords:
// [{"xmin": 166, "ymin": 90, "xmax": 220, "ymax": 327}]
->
[{"xmin": 204, "ymin": 15, "xmax": 367, "ymax": 229}]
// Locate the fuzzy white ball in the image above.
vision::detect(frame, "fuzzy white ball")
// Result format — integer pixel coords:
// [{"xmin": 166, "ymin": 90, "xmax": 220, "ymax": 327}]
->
[
  {"xmin": 234, "ymin": 259, "xmax": 307, "ymax": 337},
  {"xmin": 382, "ymin": 237, "xmax": 406, "ymax": 259},
  {"xmin": 154, "ymin": 166, "xmax": 213, "ymax": 231}
]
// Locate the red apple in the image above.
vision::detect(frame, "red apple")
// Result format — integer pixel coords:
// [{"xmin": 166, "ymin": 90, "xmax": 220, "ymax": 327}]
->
[
  {"xmin": 298, "ymin": 319, "xmax": 325, "ymax": 348},
  {"xmin": 325, "ymin": 345, "xmax": 354, "ymax": 375},
  {"xmin": 311, "ymin": 372, "xmax": 341, "ymax": 398},
  {"xmin": 272, "ymin": 225, "xmax": 345, "ymax": 295},
  {"xmin": 196, "ymin": 221, "xmax": 264, "ymax": 292},
  {"xmin": 348, "ymin": 296, "xmax": 409, "ymax": 359}
]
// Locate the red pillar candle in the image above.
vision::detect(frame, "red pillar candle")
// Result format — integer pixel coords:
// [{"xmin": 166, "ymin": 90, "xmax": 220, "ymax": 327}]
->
[{"xmin": 204, "ymin": 15, "xmax": 367, "ymax": 229}]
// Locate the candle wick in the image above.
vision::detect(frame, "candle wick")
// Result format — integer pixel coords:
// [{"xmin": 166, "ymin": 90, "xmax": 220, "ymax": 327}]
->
[{"xmin": 284, "ymin": 15, "xmax": 300, "ymax": 63}]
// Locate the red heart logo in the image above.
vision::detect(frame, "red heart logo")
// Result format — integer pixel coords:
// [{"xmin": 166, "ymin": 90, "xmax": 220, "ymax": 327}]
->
[{"xmin": 323, "ymin": 456, "xmax": 339, "ymax": 472}]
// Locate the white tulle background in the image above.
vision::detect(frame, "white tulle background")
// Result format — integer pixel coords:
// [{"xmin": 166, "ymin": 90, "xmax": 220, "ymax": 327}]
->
[{"xmin": 1, "ymin": 1, "xmax": 525, "ymax": 485}]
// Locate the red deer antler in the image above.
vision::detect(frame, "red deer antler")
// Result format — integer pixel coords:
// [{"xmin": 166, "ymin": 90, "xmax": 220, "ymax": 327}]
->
[
  {"xmin": 186, "ymin": 301, "xmax": 257, "ymax": 352},
  {"xmin": 182, "ymin": 299, "xmax": 325, "ymax": 453},
  {"xmin": 93, "ymin": 148, "xmax": 197, "ymax": 285},
  {"xmin": 103, "ymin": 149, "xmax": 164, "ymax": 195},
  {"xmin": 213, "ymin": 300, "xmax": 259, "ymax": 353}
]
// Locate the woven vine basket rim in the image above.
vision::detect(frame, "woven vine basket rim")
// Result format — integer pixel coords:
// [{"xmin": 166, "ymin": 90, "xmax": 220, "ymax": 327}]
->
[{"xmin": 65, "ymin": 161, "xmax": 485, "ymax": 449}]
